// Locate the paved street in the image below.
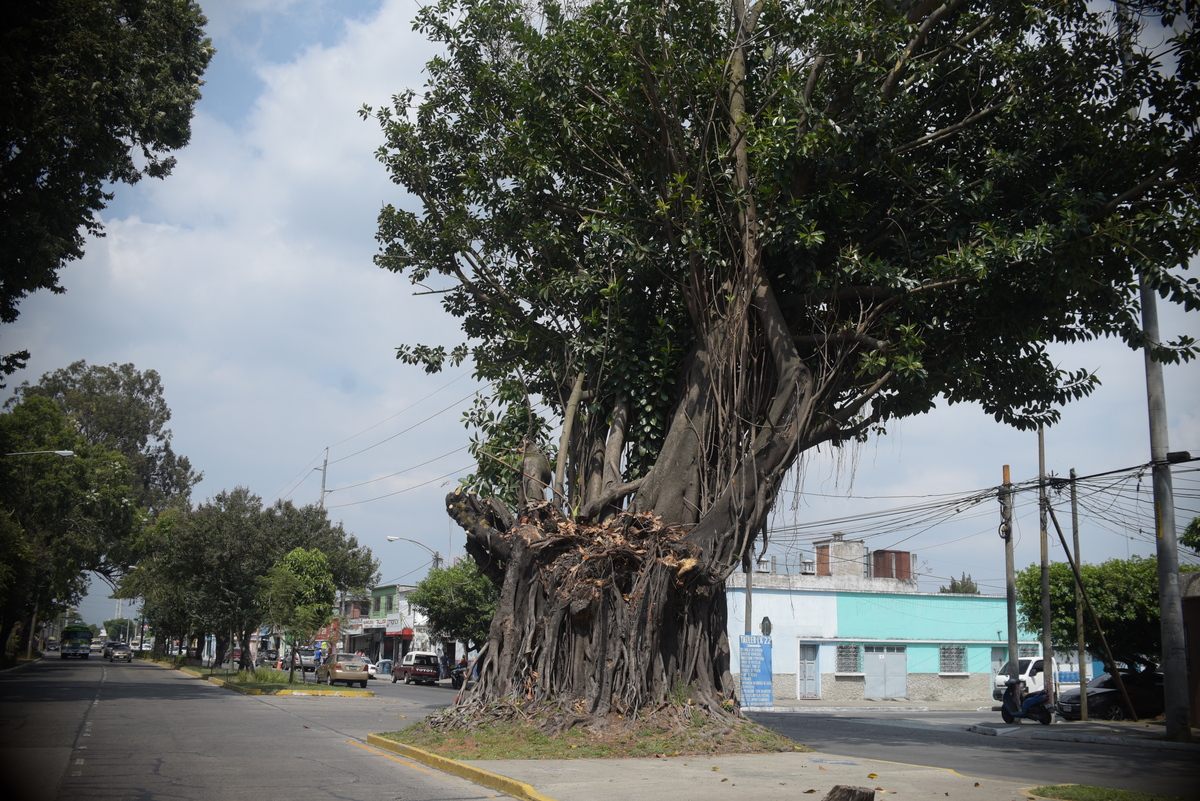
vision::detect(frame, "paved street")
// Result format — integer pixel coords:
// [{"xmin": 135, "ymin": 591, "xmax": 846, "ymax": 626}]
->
[
  {"xmin": 0, "ymin": 658, "xmax": 509, "ymax": 801},
  {"xmin": 748, "ymin": 708, "xmax": 1199, "ymax": 799}
]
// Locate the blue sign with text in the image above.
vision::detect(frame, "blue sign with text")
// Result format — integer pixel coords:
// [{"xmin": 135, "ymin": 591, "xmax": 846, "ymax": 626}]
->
[{"xmin": 739, "ymin": 635, "xmax": 773, "ymax": 707}]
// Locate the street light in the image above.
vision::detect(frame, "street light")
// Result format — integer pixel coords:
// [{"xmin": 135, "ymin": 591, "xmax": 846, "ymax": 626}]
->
[
  {"xmin": 386, "ymin": 536, "xmax": 442, "ymax": 570},
  {"xmin": 5, "ymin": 450, "xmax": 75, "ymax": 457}
]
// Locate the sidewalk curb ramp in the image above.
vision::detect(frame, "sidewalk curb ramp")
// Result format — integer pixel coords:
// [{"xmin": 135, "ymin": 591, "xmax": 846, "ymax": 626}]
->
[{"xmin": 365, "ymin": 734, "xmax": 557, "ymax": 801}]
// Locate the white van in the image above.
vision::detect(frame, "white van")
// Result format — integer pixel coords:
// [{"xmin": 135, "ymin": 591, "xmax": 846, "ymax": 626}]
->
[{"xmin": 992, "ymin": 656, "xmax": 1057, "ymax": 700}]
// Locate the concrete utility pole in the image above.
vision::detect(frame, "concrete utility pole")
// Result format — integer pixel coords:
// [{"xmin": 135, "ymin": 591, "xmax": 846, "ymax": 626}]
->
[
  {"xmin": 1001, "ymin": 466, "xmax": 1019, "ymax": 686},
  {"xmin": 1038, "ymin": 427, "xmax": 1054, "ymax": 708},
  {"xmin": 1070, "ymin": 469, "xmax": 1088, "ymax": 720},
  {"xmin": 316, "ymin": 448, "xmax": 329, "ymax": 508},
  {"xmin": 1140, "ymin": 280, "xmax": 1191, "ymax": 742}
]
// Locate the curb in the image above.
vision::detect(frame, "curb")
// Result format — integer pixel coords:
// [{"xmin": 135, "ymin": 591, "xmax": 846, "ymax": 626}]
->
[
  {"xmin": 969, "ymin": 723, "xmax": 1200, "ymax": 752},
  {"xmin": 365, "ymin": 734, "xmax": 557, "ymax": 801},
  {"xmin": 744, "ymin": 705, "xmax": 933, "ymax": 713},
  {"xmin": 0, "ymin": 657, "xmax": 42, "ymax": 676}
]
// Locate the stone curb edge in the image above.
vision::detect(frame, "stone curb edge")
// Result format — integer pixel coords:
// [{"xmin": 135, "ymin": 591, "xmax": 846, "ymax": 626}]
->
[
  {"xmin": 969, "ymin": 724, "xmax": 1200, "ymax": 752},
  {"xmin": 0, "ymin": 657, "xmax": 42, "ymax": 675},
  {"xmin": 146, "ymin": 658, "xmax": 374, "ymax": 697},
  {"xmin": 743, "ymin": 705, "xmax": 933, "ymax": 713},
  {"xmin": 365, "ymin": 734, "xmax": 557, "ymax": 801}
]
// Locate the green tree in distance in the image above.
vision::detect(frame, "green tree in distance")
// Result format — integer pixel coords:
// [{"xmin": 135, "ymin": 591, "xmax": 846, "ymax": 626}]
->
[
  {"xmin": 0, "ymin": 2, "xmax": 213, "ymax": 380},
  {"xmin": 408, "ymin": 560, "xmax": 499, "ymax": 652},
  {"xmin": 366, "ymin": 0, "xmax": 1198, "ymax": 725},
  {"xmin": 0, "ymin": 397, "xmax": 139, "ymax": 658},
  {"xmin": 939, "ymin": 573, "xmax": 980, "ymax": 594},
  {"xmin": 102, "ymin": 618, "xmax": 136, "ymax": 642},
  {"xmin": 1181, "ymin": 517, "xmax": 1199, "ymax": 553},
  {"xmin": 259, "ymin": 547, "xmax": 336, "ymax": 683},
  {"xmin": 1015, "ymin": 557, "xmax": 1199, "ymax": 674},
  {"xmin": 9, "ymin": 361, "xmax": 201, "ymax": 516}
]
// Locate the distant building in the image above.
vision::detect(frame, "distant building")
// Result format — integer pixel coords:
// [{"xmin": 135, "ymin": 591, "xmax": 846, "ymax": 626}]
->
[{"xmin": 728, "ymin": 535, "xmax": 1044, "ymax": 704}]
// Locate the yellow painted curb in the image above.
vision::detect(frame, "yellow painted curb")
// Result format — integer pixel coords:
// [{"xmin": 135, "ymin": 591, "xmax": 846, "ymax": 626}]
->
[{"xmin": 366, "ymin": 734, "xmax": 558, "ymax": 801}]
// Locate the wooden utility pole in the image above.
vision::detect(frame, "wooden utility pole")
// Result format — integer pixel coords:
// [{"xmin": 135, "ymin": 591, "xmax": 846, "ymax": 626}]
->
[
  {"xmin": 1001, "ymin": 466, "xmax": 1019, "ymax": 686},
  {"xmin": 1071, "ymin": 469, "xmax": 1087, "ymax": 720}
]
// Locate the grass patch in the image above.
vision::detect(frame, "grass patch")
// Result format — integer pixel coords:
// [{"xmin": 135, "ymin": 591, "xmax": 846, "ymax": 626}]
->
[
  {"xmin": 1030, "ymin": 786, "xmax": 1185, "ymax": 801},
  {"xmin": 377, "ymin": 701, "xmax": 806, "ymax": 760}
]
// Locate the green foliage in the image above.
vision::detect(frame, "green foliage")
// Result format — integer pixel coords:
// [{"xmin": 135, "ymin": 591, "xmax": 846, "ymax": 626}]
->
[
  {"xmin": 119, "ymin": 489, "xmax": 377, "ymax": 666},
  {"xmin": 9, "ymin": 361, "xmax": 201, "ymax": 513},
  {"xmin": 0, "ymin": 396, "xmax": 140, "ymax": 652},
  {"xmin": 407, "ymin": 559, "xmax": 499, "ymax": 650},
  {"xmin": 939, "ymin": 573, "xmax": 980, "ymax": 594},
  {"xmin": 368, "ymin": 0, "xmax": 1199, "ymax": 515},
  {"xmin": 258, "ymin": 547, "xmax": 336, "ymax": 659},
  {"xmin": 1182, "ymin": 517, "xmax": 1200, "ymax": 553},
  {"xmin": 103, "ymin": 618, "xmax": 136, "ymax": 640},
  {"xmin": 1015, "ymin": 556, "xmax": 1197, "ymax": 671},
  {"xmin": 0, "ymin": 2, "xmax": 213, "ymax": 380}
]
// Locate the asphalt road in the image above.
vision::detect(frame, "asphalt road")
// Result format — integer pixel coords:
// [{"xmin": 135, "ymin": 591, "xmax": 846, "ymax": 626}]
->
[
  {"xmin": 0, "ymin": 657, "xmax": 508, "ymax": 801},
  {"xmin": 748, "ymin": 709, "xmax": 1200, "ymax": 799}
]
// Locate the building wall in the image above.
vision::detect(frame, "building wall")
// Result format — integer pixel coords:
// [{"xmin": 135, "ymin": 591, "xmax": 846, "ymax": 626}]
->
[{"xmin": 726, "ymin": 573, "xmax": 1040, "ymax": 704}]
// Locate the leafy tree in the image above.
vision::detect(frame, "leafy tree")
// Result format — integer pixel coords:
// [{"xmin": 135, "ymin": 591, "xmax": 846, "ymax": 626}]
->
[
  {"xmin": 1015, "ymin": 557, "xmax": 1198, "ymax": 674},
  {"xmin": 8, "ymin": 361, "xmax": 201, "ymax": 515},
  {"xmin": 1182, "ymin": 517, "xmax": 1199, "ymax": 553},
  {"xmin": 367, "ymin": 0, "xmax": 1199, "ymax": 723},
  {"xmin": 0, "ymin": 397, "xmax": 140, "ymax": 657},
  {"xmin": 0, "ymin": 2, "xmax": 213, "ymax": 381},
  {"xmin": 258, "ymin": 548, "xmax": 336, "ymax": 682},
  {"xmin": 407, "ymin": 560, "xmax": 499, "ymax": 652},
  {"xmin": 117, "ymin": 489, "xmax": 377, "ymax": 669},
  {"xmin": 103, "ymin": 617, "xmax": 136, "ymax": 641},
  {"xmin": 939, "ymin": 573, "xmax": 979, "ymax": 594}
]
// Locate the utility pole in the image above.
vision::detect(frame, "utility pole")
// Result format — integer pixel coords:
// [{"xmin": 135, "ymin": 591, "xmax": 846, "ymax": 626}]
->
[
  {"xmin": 1038, "ymin": 427, "xmax": 1055, "ymax": 709},
  {"xmin": 1140, "ymin": 280, "xmax": 1191, "ymax": 741},
  {"xmin": 1070, "ymin": 469, "xmax": 1087, "ymax": 720},
  {"xmin": 1001, "ymin": 466, "xmax": 1019, "ymax": 686},
  {"xmin": 316, "ymin": 448, "xmax": 329, "ymax": 508}
]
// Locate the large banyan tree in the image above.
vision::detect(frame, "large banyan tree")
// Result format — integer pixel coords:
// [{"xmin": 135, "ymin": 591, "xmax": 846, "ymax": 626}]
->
[{"xmin": 366, "ymin": 0, "xmax": 1198, "ymax": 722}]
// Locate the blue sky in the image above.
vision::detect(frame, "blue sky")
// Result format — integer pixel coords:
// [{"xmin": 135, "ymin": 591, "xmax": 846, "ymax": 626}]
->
[{"xmin": 4, "ymin": 0, "xmax": 1197, "ymax": 629}]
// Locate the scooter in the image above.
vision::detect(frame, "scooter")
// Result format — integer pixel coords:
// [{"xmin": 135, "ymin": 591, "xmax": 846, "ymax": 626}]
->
[{"xmin": 1000, "ymin": 679, "xmax": 1054, "ymax": 725}]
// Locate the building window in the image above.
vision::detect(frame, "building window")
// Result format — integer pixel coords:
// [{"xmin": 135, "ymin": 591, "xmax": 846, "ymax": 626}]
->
[
  {"xmin": 1018, "ymin": 644, "xmax": 1039, "ymax": 658},
  {"xmin": 939, "ymin": 644, "xmax": 967, "ymax": 674},
  {"xmin": 836, "ymin": 643, "xmax": 862, "ymax": 674},
  {"xmin": 385, "ymin": 596, "xmax": 393, "ymax": 613},
  {"xmin": 373, "ymin": 596, "xmax": 381, "ymax": 614}
]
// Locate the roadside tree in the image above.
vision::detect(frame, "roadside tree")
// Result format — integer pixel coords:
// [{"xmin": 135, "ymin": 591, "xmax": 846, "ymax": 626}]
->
[
  {"xmin": 939, "ymin": 574, "xmax": 980, "ymax": 594},
  {"xmin": 1015, "ymin": 557, "xmax": 1199, "ymax": 674},
  {"xmin": 0, "ymin": 2, "xmax": 212, "ymax": 381},
  {"xmin": 368, "ymin": 0, "xmax": 1199, "ymax": 725},
  {"xmin": 408, "ymin": 560, "xmax": 499, "ymax": 652},
  {"xmin": 258, "ymin": 547, "xmax": 336, "ymax": 682}
]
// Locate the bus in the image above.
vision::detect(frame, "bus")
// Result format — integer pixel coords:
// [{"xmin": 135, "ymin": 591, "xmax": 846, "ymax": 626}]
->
[{"xmin": 60, "ymin": 625, "xmax": 93, "ymax": 659}]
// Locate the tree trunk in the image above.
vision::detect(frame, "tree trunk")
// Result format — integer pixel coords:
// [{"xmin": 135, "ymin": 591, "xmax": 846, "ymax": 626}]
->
[{"xmin": 448, "ymin": 495, "xmax": 735, "ymax": 724}]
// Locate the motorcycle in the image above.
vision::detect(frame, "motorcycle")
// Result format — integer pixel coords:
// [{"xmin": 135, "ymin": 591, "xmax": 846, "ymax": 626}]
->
[
  {"xmin": 450, "ymin": 665, "xmax": 467, "ymax": 690},
  {"xmin": 1000, "ymin": 679, "xmax": 1054, "ymax": 725}
]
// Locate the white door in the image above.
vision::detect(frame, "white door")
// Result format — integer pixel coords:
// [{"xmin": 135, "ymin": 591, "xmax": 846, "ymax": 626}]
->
[{"xmin": 797, "ymin": 644, "xmax": 819, "ymax": 699}]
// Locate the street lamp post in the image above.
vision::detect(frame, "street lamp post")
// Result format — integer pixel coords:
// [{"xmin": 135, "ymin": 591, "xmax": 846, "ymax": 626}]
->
[
  {"xmin": 5, "ymin": 450, "xmax": 75, "ymax": 457},
  {"xmin": 386, "ymin": 536, "xmax": 442, "ymax": 570}
]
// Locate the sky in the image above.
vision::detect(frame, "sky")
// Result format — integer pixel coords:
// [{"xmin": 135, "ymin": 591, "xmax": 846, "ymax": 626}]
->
[{"xmin": 4, "ymin": 0, "xmax": 1198, "ymax": 629}]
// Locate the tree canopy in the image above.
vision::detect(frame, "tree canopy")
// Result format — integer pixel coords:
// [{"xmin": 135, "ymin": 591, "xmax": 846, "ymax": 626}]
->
[
  {"xmin": 367, "ymin": 0, "xmax": 1199, "ymax": 723},
  {"xmin": 119, "ymin": 488, "xmax": 378, "ymax": 666},
  {"xmin": 0, "ymin": 1, "xmax": 213, "ymax": 381},
  {"xmin": 1015, "ymin": 556, "xmax": 1198, "ymax": 673},
  {"xmin": 9, "ymin": 361, "xmax": 201, "ymax": 513},
  {"xmin": 258, "ymin": 547, "xmax": 336, "ymax": 680},
  {"xmin": 0, "ymin": 396, "xmax": 140, "ymax": 656},
  {"xmin": 938, "ymin": 573, "xmax": 979, "ymax": 594},
  {"xmin": 407, "ymin": 559, "xmax": 499, "ymax": 651}
]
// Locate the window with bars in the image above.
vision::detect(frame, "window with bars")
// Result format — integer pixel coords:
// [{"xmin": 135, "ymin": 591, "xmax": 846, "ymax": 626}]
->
[
  {"xmin": 939, "ymin": 644, "xmax": 967, "ymax": 673},
  {"xmin": 836, "ymin": 643, "xmax": 863, "ymax": 673},
  {"xmin": 1018, "ymin": 644, "xmax": 1039, "ymax": 658}
]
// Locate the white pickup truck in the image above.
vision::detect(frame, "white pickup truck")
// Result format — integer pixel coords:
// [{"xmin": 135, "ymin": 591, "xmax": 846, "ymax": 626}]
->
[{"xmin": 992, "ymin": 656, "xmax": 1057, "ymax": 700}]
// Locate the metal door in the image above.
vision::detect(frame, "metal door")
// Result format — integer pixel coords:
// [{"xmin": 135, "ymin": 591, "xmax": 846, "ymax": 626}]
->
[
  {"xmin": 864, "ymin": 645, "xmax": 907, "ymax": 698},
  {"xmin": 797, "ymin": 644, "xmax": 819, "ymax": 699}
]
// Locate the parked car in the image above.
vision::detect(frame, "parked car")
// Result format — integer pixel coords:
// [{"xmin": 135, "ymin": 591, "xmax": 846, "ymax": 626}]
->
[
  {"xmin": 257, "ymin": 648, "xmax": 279, "ymax": 667},
  {"xmin": 363, "ymin": 661, "xmax": 378, "ymax": 680},
  {"xmin": 107, "ymin": 643, "xmax": 132, "ymax": 663},
  {"xmin": 292, "ymin": 648, "xmax": 317, "ymax": 672},
  {"xmin": 392, "ymin": 651, "xmax": 440, "ymax": 685},
  {"xmin": 1056, "ymin": 671, "xmax": 1165, "ymax": 721},
  {"xmin": 375, "ymin": 659, "xmax": 393, "ymax": 678},
  {"xmin": 992, "ymin": 657, "xmax": 1057, "ymax": 701},
  {"xmin": 315, "ymin": 653, "xmax": 369, "ymax": 688}
]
